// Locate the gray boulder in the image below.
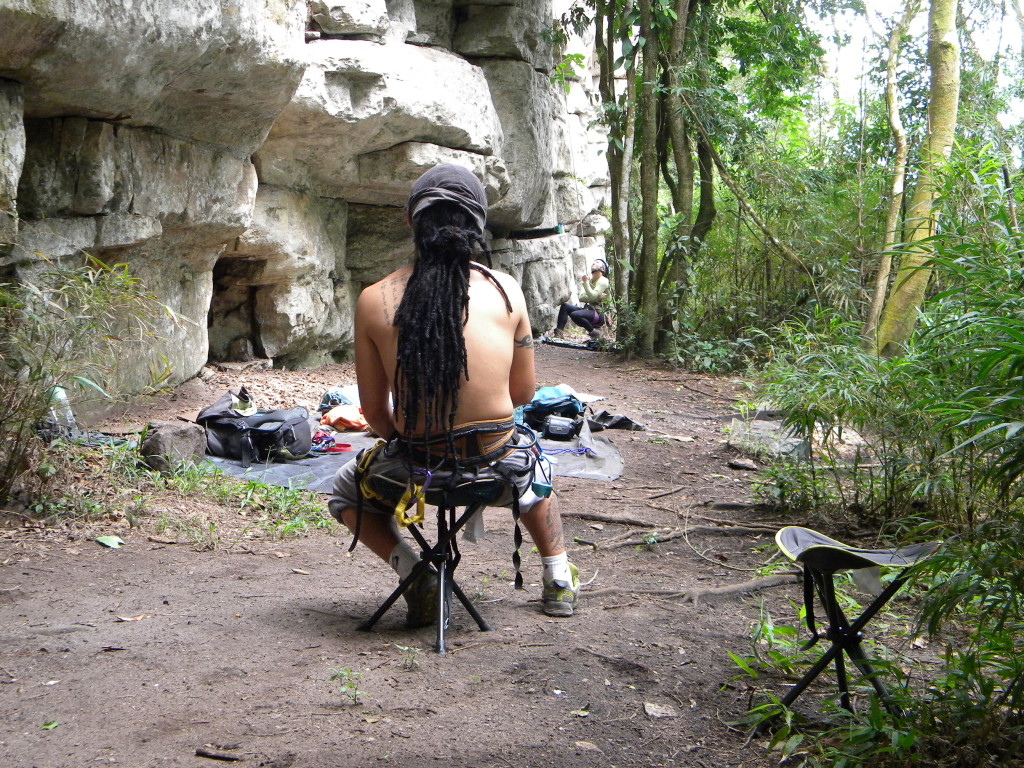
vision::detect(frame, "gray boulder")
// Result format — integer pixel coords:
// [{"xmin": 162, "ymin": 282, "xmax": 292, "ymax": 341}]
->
[{"xmin": 140, "ymin": 421, "xmax": 207, "ymax": 473}]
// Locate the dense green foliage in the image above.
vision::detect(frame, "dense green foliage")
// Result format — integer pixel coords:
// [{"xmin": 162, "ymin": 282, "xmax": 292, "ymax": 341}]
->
[
  {"xmin": 555, "ymin": 0, "xmax": 1023, "ymax": 762},
  {"xmin": 748, "ymin": 148, "xmax": 1024, "ymax": 766}
]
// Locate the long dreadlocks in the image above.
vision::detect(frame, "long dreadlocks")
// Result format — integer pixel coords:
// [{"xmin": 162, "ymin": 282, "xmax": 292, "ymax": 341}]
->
[{"xmin": 392, "ymin": 166, "xmax": 512, "ymax": 454}]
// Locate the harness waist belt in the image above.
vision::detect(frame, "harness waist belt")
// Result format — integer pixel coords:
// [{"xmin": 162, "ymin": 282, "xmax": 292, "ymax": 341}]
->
[{"xmin": 395, "ymin": 417, "xmax": 518, "ymax": 467}]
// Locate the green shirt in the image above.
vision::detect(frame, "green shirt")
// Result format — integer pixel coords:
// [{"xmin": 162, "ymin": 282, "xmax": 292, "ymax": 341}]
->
[{"xmin": 580, "ymin": 274, "xmax": 610, "ymax": 305}]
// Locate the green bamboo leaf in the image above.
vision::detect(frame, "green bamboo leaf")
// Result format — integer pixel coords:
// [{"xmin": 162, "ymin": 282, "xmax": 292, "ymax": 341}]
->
[{"xmin": 70, "ymin": 376, "xmax": 111, "ymax": 398}]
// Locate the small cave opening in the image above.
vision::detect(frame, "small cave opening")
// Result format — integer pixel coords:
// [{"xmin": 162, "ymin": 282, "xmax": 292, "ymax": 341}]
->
[{"xmin": 207, "ymin": 255, "xmax": 267, "ymax": 364}]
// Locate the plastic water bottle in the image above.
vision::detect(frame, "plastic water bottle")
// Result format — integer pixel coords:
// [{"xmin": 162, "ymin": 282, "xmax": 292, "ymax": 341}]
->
[{"xmin": 48, "ymin": 386, "xmax": 77, "ymax": 428}]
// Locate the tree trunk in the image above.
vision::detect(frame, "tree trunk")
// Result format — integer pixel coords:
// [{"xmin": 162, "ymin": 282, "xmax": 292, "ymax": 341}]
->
[
  {"xmin": 650, "ymin": 0, "xmax": 694, "ymax": 350},
  {"xmin": 616, "ymin": 75, "xmax": 637, "ymax": 303},
  {"xmin": 658, "ymin": 77, "xmax": 677, "ymax": 213},
  {"xmin": 666, "ymin": 0, "xmax": 693, "ymax": 224},
  {"xmin": 861, "ymin": 0, "xmax": 921, "ymax": 351},
  {"xmin": 637, "ymin": 0, "xmax": 661, "ymax": 356},
  {"xmin": 689, "ymin": 134, "xmax": 716, "ymax": 255},
  {"xmin": 595, "ymin": 0, "xmax": 635, "ymax": 305},
  {"xmin": 874, "ymin": 0, "xmax": 960, "ymax": 357}
]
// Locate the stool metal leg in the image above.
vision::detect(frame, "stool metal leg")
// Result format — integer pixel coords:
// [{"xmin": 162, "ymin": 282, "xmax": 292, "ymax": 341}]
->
[
  {"xmin": 357, "ymin": 501, "xmax": 492, "ymax": 652},
  {"xmin": 779, "ymin": 640, "xmax": 846, "ymax": 710},
  {"xmin": 436, "ymin": 549, "xmax": 450, "ymax": 654},
  {"xmin": 356, "ymin": 556, "xmax": 434, "ymax": 632},
  {"xmin": 817, "ymin": 573, "xmax": 854, "ymax": 712},
  {"xmin": 778, "ymin": 569, "xmax": 910, "ymax": 715},
  {"xmin": 434, "ymin": 507, "xmax": 453, "ymax": 655}
]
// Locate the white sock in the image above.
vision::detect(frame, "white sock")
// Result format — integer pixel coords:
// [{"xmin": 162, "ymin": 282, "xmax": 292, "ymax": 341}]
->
[
  {"xmin": 388, "ymin": 540, "xmax": 420, "ymax": 580},
  {"xmin": 541, "ymin": 552, "xmax": 572, "ymax": 585}
]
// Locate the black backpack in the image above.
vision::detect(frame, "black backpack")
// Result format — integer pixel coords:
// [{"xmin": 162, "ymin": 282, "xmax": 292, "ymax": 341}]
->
[{"xmin": 196, "ymin": 388, "xmax": 312, "ymax": 468}]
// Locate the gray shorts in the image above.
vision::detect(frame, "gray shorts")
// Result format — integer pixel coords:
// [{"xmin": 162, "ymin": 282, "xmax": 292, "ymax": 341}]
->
[{"xmin": 327, "ymin": 429, "xmax": 552, "ymax": 522}]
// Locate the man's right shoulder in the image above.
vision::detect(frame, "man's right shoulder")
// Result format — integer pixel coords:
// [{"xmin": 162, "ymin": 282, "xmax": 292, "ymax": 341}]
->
[{"xmin": 359, "ymin": 268, "xmax": 411, "ymax": 326}]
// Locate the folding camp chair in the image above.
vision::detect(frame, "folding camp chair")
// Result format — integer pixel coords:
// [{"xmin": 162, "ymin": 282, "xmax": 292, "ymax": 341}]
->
[
  {"xmin": 357, "ymin": 480, "xmax": 507, "ymax": 655},
  {"xmin": 772, "ymin": 526, "xmax": 937, "ymax": 716}
]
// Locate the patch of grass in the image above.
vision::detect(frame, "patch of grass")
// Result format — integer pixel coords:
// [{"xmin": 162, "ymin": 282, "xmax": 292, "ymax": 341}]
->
[
  {"xmin": 16, "ymin": 438, "xmax": 336, "ymax": 544},
  {"xmin": 154, "ymin": 512, "xmax": 219, "ymax": 551}
]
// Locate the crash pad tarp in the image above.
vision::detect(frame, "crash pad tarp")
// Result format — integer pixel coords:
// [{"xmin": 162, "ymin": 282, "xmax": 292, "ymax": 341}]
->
[{"xmin": 206, "ymin": 421, "xmax": 623, "ymax": 493}]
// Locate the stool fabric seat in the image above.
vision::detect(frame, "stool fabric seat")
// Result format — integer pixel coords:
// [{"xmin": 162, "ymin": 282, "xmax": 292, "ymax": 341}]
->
[
  {"xmin": 776, "ymin": 526, "xmax": 938, "ymax": 573},
  {"xmin": 764, "ymin": 525, "xmax": 938, "ymax": 724}
]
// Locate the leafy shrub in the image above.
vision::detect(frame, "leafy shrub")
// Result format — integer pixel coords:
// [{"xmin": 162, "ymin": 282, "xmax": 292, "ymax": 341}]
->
[
  {"xmin": 743, "ymin": 147, "xmax": 1024, "ymax": 767},
  {"xmin": 0, "ymin": 256, "xmax": 168, "ymax": 506},
  {"xmin": 751, "ymin": 308, "xmax": 974, "ymax": 529}
]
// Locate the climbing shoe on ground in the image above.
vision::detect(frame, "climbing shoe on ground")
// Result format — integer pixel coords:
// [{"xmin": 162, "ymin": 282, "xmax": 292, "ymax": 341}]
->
[
  {"xmin": 542, "ymin": 562, "xmax": 580, "ymax": 617},
  {"xmin": 402, "ymin": 570, "xmax": 439, "ymax": 628}
]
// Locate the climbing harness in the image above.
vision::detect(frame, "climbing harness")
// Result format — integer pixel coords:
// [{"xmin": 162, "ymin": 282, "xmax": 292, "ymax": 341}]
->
[{"xmin": 349, "ymin": 420, "xmax": 544, "ymax": 590}]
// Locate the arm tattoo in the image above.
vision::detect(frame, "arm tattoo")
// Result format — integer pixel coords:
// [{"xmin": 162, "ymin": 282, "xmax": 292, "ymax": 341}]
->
[{"xmin": 515, "ymin": 334, "xmax": 534, "ymax": 349}]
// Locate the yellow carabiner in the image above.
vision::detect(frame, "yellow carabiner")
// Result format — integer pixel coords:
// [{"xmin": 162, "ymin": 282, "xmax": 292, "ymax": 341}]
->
[{"xmin": 394, "ymin": 483, "xmax": 426, "ymax": 527}]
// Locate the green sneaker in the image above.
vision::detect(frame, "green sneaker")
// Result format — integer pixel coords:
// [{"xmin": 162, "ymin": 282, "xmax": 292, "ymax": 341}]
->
[
  {"xmin": 542, "ymin": 562, "xmax": 580, "ymax": 617},
  {"xmin": 402, "ymin": 570, "xmax": 439, "ymax": 628}
]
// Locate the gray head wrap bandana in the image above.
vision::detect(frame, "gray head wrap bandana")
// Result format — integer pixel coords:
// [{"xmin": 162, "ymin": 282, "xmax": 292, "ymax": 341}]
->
[{"xmin": 407, "ymin": 164, "xmax": 488, "ymax": 234}]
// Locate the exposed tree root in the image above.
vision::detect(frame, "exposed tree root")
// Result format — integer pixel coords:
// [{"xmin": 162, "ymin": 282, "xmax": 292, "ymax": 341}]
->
[
  {"xmin": 574, "ymin": 524, "xmax": 782, "ymax": 550},
  {"xmin": 585, "ymin": 571, "xmax": 800, "ymax": 605},
  {"xmin": 562, "ymin": 510, "xmax": 659, "ymax": 527}
]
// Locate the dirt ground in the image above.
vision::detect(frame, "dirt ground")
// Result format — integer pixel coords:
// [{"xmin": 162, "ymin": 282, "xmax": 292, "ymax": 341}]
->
[{"xmin": 0, "ymin": 341, "xmax": 805, "ymax": 768}]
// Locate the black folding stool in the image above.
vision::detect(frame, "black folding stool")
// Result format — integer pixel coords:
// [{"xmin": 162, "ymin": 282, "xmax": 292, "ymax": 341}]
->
[
  {"xmin": 357, "ymin": 479, "xmax": 508, "ymax": 655},
  {"xmin": 773, "ymin": 526, "xmax": 937, "ymax": 716}
]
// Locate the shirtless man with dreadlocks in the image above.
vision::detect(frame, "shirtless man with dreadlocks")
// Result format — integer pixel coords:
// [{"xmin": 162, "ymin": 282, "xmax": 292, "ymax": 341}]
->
[{"xmin": 328, "ymin": 164, "xmax": 580, "ymax": 627}]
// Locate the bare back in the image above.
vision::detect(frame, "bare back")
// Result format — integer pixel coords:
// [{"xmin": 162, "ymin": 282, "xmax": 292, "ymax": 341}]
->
[{"xmin": 353, "ymin": 261, "xmax": 536, "ymax": 441}]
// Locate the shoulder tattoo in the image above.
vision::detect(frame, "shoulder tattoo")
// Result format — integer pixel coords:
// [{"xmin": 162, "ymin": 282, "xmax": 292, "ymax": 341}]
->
[
  {"xmin": 515, "ymin": 334, "xmax": 534, "ymax": 349},
  {"xmin": 379, "ymin": 278, "xmax": 405, "ymax": 326}
]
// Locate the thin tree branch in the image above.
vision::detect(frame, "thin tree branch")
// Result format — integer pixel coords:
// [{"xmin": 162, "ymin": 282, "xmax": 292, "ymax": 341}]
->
[{"xmin": 677, "ymin": 92, "xmax": 814, "ymax": 281}]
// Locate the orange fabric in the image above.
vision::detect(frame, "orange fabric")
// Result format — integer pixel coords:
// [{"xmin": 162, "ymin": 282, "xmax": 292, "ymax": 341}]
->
[{"xmin": 320, "ymin": 404, "xmax": 368, "ymax": 431}]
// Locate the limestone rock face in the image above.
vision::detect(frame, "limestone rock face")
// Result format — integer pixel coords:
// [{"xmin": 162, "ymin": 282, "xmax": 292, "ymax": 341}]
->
[
  {"xmin": 2, "ymin": 0, "xmax": 609, "ymax": 399},
  {"xmin": 256, "ymin": 40, "xmax": 503, "ymax": 204},
  {"xmin": 453, "ymin": 1, "xmax": 555, "ymax": 72},
  {"xmin": 492, "ymin": 234, "xmax": 579, "ymax": 331},
  {"xmin": 478, "ymin": 59, "xmax": 559, "ymax": 230},
  {"xmin": 18, "ymin": 119, "xmax": 256, "ymax": 248},
  {"xmin": 0, "ymin": 0, "xmax": 306, "ymax": 155},
  {"xmin": 345, "ymin": 205, "xmax": 414, "ymax": 287},
  {"xmin": 213, "ymin": 187, "xmax": 354, "ymax": 369},
  {"xmin": 0, "ymin": 79, "xmax": 24, "ymax": 247},
  {"xmin": 309, "ymin": 0, "xmax": 390, "ymax": 38}
]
